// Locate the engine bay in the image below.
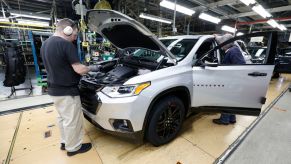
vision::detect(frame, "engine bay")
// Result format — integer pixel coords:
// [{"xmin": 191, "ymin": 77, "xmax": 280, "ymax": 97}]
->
[{"xmin": 79, "ymin": 54, "xmax": 174, "ymax": 91}]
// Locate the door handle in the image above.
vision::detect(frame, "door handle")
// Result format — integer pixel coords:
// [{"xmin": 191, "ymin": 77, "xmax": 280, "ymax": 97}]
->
[{"xmin": 248, "ymin": 72, "xmax": 267, "ymax": 77}]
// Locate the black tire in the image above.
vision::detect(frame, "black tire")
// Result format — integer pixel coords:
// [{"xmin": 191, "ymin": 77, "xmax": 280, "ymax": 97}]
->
[{"xmin": 146, "ymin": 96, "xmax": 185, "ymax": 146}]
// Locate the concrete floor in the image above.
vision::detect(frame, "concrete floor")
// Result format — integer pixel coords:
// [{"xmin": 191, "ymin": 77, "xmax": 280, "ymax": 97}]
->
[
  {"xmin": 224, "ymin": 89, "xmax": 291, "ymax": 164},
  {"xmin": 1, "ymin": 74, "xmax": 291, "ymax": 164}
]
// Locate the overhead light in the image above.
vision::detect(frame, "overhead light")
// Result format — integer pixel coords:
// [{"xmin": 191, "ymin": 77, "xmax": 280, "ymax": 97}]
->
[
  {"xmin": 11, "ymin": 13, "xmax": 51, "ymax": 20},
  {"xmin": 139, "ymin": 13, "xmax": 172, "ymax": 24},
  {"xmin": 0, "ymin": 17, "xmax": 9, "ymax": 22},
  {"xmin": 267, "ymin": 19, "xmax": 279, "ymax": 28},
  {"xmin": 17, "ymin": 19, "xmax": 49, "ymax": 26},
  {"xmin": 221, "ymin": 25, "xmax": 237, "ymax": 33},
  {"xmin": 252, "ymin": 5, "xmax": 272, "ymax": 18},
  {"xmin": 240, "ymin": 0, "xmax": 256, "ymax": 6},
  {"xmin": 160, "ymin": 0, "xmax": 195, "ymax": 16},
  {"xmin": 199, "ymin": 13, "xmax": 221, "ymax": 24},
  {"xmin": 278, "ymin": 24, "xmax": 287, "ymax": 31},
  {"xmin": 237, "ymin": 32, "xmax": 244, "ymax": 36}
]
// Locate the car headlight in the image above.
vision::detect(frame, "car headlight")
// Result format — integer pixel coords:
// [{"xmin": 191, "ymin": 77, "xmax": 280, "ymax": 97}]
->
[{"xmin": 101, "ymin": 82, "xmax": 151, "ymax": 98}]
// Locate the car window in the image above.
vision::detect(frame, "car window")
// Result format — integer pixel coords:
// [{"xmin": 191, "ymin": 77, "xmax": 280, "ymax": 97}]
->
[
  {"xmin": 247, "ymin": 47, "xmax": 267, "ymax": 64},
  {"xmin": 194, "ymin": 32, "xmax": 276, "ymax": 66},
  {"xmin": 160, "ymin": 39, "xmax": 177, "ymax": 47},
  {"xmin": 255, "ymin": 48, "xmax": 265, "ymax": 57},
  {"xmin": 131, "ymin": 48, "xmax": 163, "ymax": 61},
  {"xmin": 195, "ymin": 39, "xmax": 218, "ymax": 64},
  {"xmin": 237, "ymin": 41, "xmax": 248, "ymax": 52},
  {"xmin": 170, "ymin": 39, "xmax": 198, "ymax": 61},
  {"xmin": 281, "ymin": 49, "xmax": 291, "ymax": 56},
  {"xmin": 196, "ymin": 39, "xmax": 214, "ymax": 59}
]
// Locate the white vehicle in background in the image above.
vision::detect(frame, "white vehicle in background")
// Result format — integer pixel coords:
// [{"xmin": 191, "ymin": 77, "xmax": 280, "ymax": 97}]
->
[{"xmin": 80, "ymin": 9, "xmax": 276, "ymax": 146}]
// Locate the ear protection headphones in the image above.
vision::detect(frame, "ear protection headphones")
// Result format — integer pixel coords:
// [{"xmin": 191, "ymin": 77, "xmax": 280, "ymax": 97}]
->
[
  {"xmin": 62, "ymin": 19, "xmax": 77, "ymax": 36},
  {"xmin": 63, "ymin": 26, "xmax": 73, "ymax": 36}
]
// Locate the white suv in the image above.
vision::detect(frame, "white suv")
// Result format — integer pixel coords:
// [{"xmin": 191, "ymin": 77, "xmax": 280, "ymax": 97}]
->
[{"xmin": 80, "ymin": 10, "xmax": 276, "ymax": 146}]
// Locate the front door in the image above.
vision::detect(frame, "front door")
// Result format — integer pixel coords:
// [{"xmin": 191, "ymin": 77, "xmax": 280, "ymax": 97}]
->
[{"xmin": 192, "ymin": 32, "xmax": 277, "ymax": 116}]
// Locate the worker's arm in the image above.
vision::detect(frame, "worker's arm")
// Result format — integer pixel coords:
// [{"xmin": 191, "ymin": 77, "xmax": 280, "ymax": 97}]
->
[
  {"xmin": 71, "ymin": 63, "xmax": 101, "ymax": 75},
  {"xmin": 71, "ymin": 63, "xmax": 90, "ymax": 75}
]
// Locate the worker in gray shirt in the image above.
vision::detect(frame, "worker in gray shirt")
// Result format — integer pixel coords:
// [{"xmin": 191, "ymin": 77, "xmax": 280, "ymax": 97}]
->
[{"xmin": 41, "ymin": 18, "xmax": 99, "ymax": 156}]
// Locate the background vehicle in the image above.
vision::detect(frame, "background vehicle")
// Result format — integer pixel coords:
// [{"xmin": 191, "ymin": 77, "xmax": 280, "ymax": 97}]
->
[
  {"xmin": 248, "ymin": 46, "xmax": 291, "ymax": 77},
  {"xmin": 80, "ymin": 10, "xmax": 276, "ymax": 146},
  {"xmin": 248, "ymin": 46, "xmax": 267, "ymax": 64},
  {"xmin": 274, "ymin": 48, "xmax": 291, "ymax": 74}
]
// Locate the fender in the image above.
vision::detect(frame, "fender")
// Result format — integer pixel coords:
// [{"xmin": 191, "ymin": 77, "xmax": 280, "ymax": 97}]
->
[{"xmin": 142, "ymin": 86, "xmax": 191, "ymax": 138}]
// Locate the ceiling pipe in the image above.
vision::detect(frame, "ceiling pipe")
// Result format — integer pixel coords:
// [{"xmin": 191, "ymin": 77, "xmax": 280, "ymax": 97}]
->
[{"xmin": 237, "ymin": 16, "xmax": 291, "ymax": 26}]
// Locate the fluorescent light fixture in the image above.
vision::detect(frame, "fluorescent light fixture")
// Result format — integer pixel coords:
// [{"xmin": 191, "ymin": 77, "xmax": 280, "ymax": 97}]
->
[
  {"xmin": 0, "ymin": 17, "xmax": 9, "ymax": 22},
  {"xmin": 160, "ymin": 0, "xmax": 195, "ymax": 16},
  {"xmin": 278, "ymin": 24, "xmax": 287, "ymax": 31},
  {"xmin": 199, "ymin": 13, "xmax": 221, "ymax": 24},
  {"xmin": 11, "ymin": 13, "xmax": 51, "ymax": 20},
  {"xmin": 267, "ymin": 19, "xmax": 279, "ymax": 28},
  {"xmin": 252, "ymin": 5, "xmax": 272, "ymax": 18},
  {"xmin": 139, "ymin": 13, "xmax": 172, "ymax": 24},
  {"xmin": 221, "ymin": 25, "xmax": 237, "ymax": 33},
  {"xmin": 240, "ymin": 0, "xmax": 256, "ymax": 6},
  {"xmin": 17, "ymin": 19, "xmax": 49, "ymax": 26},
  {"xmin": 237, "ymin": 32, "xmax": 244, "ymax": 36}
]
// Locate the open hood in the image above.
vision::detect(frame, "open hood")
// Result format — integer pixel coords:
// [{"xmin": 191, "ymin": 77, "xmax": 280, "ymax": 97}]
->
[{"xmin": 86, "ymin": 9, "xmax": 176, "ymax": 61}]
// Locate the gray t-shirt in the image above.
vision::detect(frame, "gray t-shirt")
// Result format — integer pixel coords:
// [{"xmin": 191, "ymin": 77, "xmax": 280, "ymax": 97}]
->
[{"xmin": 41, "ymin": 36, "xmax": 81, "ymax": 96}]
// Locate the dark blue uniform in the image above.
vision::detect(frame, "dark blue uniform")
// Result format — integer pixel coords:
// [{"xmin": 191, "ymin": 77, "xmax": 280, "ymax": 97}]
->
[
  {"xmin": 222, "ymin": 45, "xmax": 246, "ymax": 65},
  {"xmin": 220, "ymin": 45, "xmax": 246, "ymax": 124}
]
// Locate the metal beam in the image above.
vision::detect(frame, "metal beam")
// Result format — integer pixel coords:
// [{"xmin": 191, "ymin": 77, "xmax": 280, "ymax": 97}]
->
[
  {"xmin": 9, "ymin": 9, "xmax": 51, "ymax": 18},
  {"xmin": 188, "ymin": 0, "xmax": 232, "ymax": 18},
  {"xmin": 221, "ymin": 5, "xmax": 291, "ymax": 19},
  {"xmin": 8, "ymin": 4, "xmax": 49, "ymax": 11},
  {"xmin": 191, "ymin": 0, "xmax": 240, "ymax": 11},
  {"xmin": 8, "ymin": 1, "xmax": 52, "ymax": 9},
  {"xmin": 187, "ymin": 0, "xmax": 250, "ymax": 21},
  {"xmin": 1, "ymin": 0, "xmax": 11, "ymax": 9}
]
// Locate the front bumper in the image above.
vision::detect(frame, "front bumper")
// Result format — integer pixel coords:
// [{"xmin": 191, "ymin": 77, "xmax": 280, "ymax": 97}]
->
[
  {"xmin": 83, "ymin": 112, "xmax": 143, "ymax": 143},
  {"xmin": 81, "ymin": 91, "xmax": 150, "ymax": 142}
]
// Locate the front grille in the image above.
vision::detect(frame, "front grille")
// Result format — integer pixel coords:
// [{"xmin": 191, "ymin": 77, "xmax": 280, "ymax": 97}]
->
[
  {"xmin": 79, "ymin": 79, "xmax": 104, "ymax": 91},
  {"xmin": 79, "ymin": 86, "xmax": 101, "ymax": 115}
]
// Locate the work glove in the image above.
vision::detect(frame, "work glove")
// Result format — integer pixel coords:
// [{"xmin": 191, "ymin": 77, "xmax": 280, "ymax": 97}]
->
[{"xmin": 88, "ymin": 65, "xmax": 102, "ymax": 72}]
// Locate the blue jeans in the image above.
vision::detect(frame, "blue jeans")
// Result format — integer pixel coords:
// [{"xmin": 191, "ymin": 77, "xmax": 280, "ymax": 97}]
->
[{"xmin": 220, "ymin": 113, "xmax": 236, "ymax": 123}]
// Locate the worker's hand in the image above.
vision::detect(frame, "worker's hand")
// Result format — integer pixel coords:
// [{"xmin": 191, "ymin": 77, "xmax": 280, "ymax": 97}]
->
[{"xmin": 88, "ymin": 65, "xmax": 102, "ymax": 72}]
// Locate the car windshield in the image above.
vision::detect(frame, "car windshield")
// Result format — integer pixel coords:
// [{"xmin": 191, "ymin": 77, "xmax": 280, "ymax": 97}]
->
[
  {"xmin": 122, "ymin": 47, "xmax": 164, "ymax": 62},
  {"xmin": 119, "ymin": 39, "xmax": 198, "ymax": 62},
  {"xmin": 169, "ymin": 39, "xmax": 198, "ymax": 61}
]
